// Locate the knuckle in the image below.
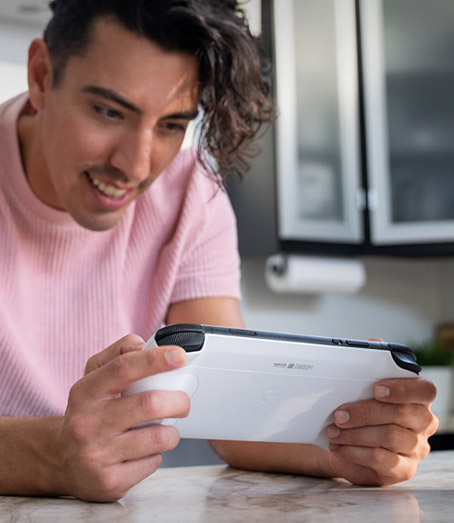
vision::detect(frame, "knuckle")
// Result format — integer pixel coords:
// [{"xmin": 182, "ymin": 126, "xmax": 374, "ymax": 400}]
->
[
  {"xmin": 356, "ymin": 403, "xmax": 371, "ymax": 424},
  {"xmin": 423, "ymin": 378, "xmax": 438, "ymax": 402},
  {"xmin": 384, "ymin": 425, "xmax": 402, "ymax": 449},
  {"xmin": 369, "ymin": 446, "xmax": 388, "ymax": 466},
  {"xmin": 84, "ymin": 355, "xmax": 96, "ymax": 374},
  {"xmin": 421, "ymin": 439, "xmax": 431, "ymax": 459},
  {"xmin": 138, "ymin": 391, "xmax": 163, "ymax": 418},
  {"xmin": 429, "ymin": 412, "xmax": 440, "ymax": 435},
  {"xmin": 150, "ymin": 425, "xmax": 169, "ymax": 448},
  {"xmin": 394, "ymin": 402, "xmax": 409, "ymax": 420},
  {"xmin": 109, "ymin": 356, "xmax": 131, "ymax": 380},
  {"xmin": 95, "ymin": 471, "xmax": 120, "ymax": 497},
  {"xmin": 368, "ymin": 446, "xmax": 381, "ymax": 463},
  {"xmin": 79, "ymin": 446, "xmax": 103, "ymax": 469},
  {"xmin": 343, "ymin": 427, "xmax": 360, "ymax": 444},
  {"xmin": 115, "ymin": 334, "xmax": 145, "ymax": 355},
  {"xmin": 143, "ymin": 347, "xmax": 158, "ymax": 366},
  {"xmin": 67, "ymin": 414, "xmax": 92, "ymax": 444},
  {"xmin": 151, "ymin": 425, "xmax": 179, "ymax": 451},
  {"xmin": 401, "ymin": 462, "xmax": 417, "ymax": 482},
  {"xmin": 120, "ymin": 333, "xmax": 143, "ymax": 345},
  {"xmin": 68, "ymin": 380, "xmax": 84, "ymax": 404}
]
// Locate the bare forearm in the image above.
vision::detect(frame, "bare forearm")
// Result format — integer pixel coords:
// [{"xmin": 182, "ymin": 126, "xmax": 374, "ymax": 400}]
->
[
  {"xmin": 0, "ymin": 416, "xmax": 65, "ymax": 496},
  {"xmin": 209, "ymin": 440, "xmax": 334, "ymax": 478}
]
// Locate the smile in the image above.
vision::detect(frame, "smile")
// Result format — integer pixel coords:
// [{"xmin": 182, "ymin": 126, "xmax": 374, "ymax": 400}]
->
[{"xmin": 86, "ymin": 172, "xmax": 129, "ymax": 200}]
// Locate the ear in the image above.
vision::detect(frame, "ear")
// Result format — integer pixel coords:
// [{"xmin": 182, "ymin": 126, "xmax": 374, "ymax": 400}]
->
[{"xmin": 27, "ymin": 39, "xmax": 53, "ymax": 111}]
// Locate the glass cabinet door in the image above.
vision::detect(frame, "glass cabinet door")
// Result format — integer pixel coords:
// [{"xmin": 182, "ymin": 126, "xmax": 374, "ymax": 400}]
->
[
  {"xmin": 361, "ymin": 0, "xmax": 454, "ymax": 244},
  {"xmin": 274, "ymin": 0, "xmax": 363, "ymax": 243}
]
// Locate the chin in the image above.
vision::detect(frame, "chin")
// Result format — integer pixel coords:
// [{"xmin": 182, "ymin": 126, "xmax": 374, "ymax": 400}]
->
[{"xmin": 70, "ymin": 212, "xmax": 123, "ymax": 232}]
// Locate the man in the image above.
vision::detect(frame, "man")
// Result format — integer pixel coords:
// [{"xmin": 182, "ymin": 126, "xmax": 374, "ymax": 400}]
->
[{"xmin": 0, "ymin": 0, "xmax": 437, "ymax": 502}]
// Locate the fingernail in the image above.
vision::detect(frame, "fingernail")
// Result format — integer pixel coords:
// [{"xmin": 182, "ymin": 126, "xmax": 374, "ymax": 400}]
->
[
  {"xmin": 375, "ymin": 385, "xmax": 390, "ymax": 398},
  {"xmin": 334, "ymin": 410, "xmax": 350, "ymax": 425},
  {"xmin": 326, "ymin": 426, "xmax": 341, "ymax": 439},
  {"xmin": 165, "ymin": 347, "xmax": 185, "ymax": 366}
]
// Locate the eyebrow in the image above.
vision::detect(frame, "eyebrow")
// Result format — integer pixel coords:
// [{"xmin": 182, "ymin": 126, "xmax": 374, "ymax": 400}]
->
[
  {"xmin": 82, "ymin": 85, "xmax": 199, "ymax": 120},
  {"xmin": 83, "ymin": 85, "xmax": 142, "ymax": 114}
]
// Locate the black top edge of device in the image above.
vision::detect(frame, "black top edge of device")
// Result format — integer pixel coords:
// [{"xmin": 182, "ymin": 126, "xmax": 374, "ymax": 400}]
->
[{"xmin": 155, "ymin": 324, "xmax": 421, "ymax": 373}]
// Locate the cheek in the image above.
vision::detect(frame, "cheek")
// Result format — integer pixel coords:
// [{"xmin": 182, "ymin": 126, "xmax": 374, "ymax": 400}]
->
[{"xmin": 44, "ymin": 113, "xmax": 115, "ymax": 171}]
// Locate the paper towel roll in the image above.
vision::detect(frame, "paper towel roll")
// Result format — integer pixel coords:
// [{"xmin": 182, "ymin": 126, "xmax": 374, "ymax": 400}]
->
[{"xmin": 265, "ymin": 254, "xmax": 366, "ymax": 294}]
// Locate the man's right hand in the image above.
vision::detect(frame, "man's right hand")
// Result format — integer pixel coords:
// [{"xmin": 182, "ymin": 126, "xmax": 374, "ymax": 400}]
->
[
  {"xmin": 58, "ymin": 334, "xmax": 190, "ymax": 501},
  {"xmin": 0, "ymin": 335, "xmax": 189, "ymax": 502}
]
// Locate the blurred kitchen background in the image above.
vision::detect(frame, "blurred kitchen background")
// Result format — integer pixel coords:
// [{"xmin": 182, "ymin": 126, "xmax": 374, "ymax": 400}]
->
[{"xmin": 1, "ymin": 0, "xmax": 453, "ymax": 456}]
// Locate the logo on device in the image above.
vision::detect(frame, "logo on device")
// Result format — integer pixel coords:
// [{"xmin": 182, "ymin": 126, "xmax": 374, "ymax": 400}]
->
[{"xmin": 260, "ymin": 389, "xmax": 281, "ymax": 405}]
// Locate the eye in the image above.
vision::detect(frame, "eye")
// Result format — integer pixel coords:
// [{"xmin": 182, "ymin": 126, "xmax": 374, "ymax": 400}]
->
[
  {"xmin": 161, "ymin": 121, "xmax": 187, "ymax": 134},
  {"xmin": 94, "ymin": 105, "xmax": 123, "ymax": 121}
]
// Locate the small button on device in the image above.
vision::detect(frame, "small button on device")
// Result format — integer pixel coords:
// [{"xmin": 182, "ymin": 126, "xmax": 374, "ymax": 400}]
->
[
  {"xmin": 332, "ymin": 338, "xmax": 343, "ymax": 345},
  {"xmin": 346, "ymin": 339, "xmax": 370, "ymax": 348},
  {"xmin": 229, "ymin": 328, "xmax": 257, "ymax": 337}
]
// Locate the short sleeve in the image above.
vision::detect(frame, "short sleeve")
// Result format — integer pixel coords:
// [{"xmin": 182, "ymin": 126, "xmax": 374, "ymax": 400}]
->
[{"xmin": 169, "ymin": 177, "xmax": 241, "ymax": 303}]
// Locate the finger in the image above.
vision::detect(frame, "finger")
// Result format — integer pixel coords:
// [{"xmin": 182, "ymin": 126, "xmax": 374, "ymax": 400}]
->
[
  {"xmin": 328, "ymin": 453, "xmax": 381, "ymax": 486},
  {"xmin": 115, "ymin": 424, "xmax": 181, "ymax": 462},
  {"xmin": 92, "ymin": 427, "xmax": 181, "ymax": 501},
  {"xmin": 101, "ymin": 389, "xmax": 191, "ymax": 431},
  {"xmin": 109, "ymin": 453, "xmax": 165, "ymax": 500},
  {"xmin": 85, "ymin": 334, "xmax": 145, "ymax": 375},
  {"xmin": 333, "ymin": 399, "xmax": 435, "ymax": 433},
  {"xmin": 328, "ymin": 448, "xmax": 416, "ymax": 486},
  {"xmin": 373, "ymin": 377, "xmax": 437, "ymax": 406},
  {"xmin": 73, "ymin": 346, "xmax": 187, "ymax": 399},
  {"xmin": 326, "ymin": 423, "xmax": 421, "ymax": 456},
  {"xmin": 81, "ymin": 453, "xmax": 164, "ymax": 502}
]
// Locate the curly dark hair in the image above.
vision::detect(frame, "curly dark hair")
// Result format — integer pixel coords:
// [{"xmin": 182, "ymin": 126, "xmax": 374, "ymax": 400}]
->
[{"xmin": 43, "ymin": 0, "xmax": 275, "ymax": 180}]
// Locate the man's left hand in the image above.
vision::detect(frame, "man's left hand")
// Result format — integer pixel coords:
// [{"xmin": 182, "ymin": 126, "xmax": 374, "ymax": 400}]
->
[{"xmin": 326, "ymin": 377, "xmax": 439, "ymax": 486}]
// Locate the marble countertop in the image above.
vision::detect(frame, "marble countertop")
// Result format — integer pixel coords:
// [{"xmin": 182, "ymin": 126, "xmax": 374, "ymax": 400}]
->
[{"xmin": 1, "ymin": 450, "xmax": 453, "ymax": 522}]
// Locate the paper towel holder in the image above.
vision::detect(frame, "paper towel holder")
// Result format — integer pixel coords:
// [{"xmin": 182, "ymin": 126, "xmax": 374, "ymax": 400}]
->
[{"xmin": 265, "ymin": 253, "xmax": 366, "ymax": 295}]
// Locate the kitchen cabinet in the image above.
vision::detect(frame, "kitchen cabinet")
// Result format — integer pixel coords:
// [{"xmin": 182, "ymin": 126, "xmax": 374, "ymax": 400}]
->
[
  {"xmin": 361, "ymin": 0, "xmax": 454, "ymax": 245},
  {"xmin": 274, "ymin": 0, "xmax": 363, "ymax": 245},
  {"xmin": 257, "ymin": 0, "xmax": 454, "ymax": 256}
]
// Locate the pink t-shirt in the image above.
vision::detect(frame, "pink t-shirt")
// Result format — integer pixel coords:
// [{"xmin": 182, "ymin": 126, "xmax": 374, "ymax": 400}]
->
[{"xmin": 0, "ymin": 94, "xmax": 241, "ymax": 417}]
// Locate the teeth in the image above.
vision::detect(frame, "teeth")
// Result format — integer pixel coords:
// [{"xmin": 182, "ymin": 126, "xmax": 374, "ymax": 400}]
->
[{"xmin": 87, "ymin": 173, "xmax": 128, "ymax": 199}]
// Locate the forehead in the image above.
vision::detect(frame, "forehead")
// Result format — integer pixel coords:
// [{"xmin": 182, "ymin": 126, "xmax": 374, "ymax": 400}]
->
[{"xmin": 59, "ymin": 17, "xmax": 201, "ymax": 113}]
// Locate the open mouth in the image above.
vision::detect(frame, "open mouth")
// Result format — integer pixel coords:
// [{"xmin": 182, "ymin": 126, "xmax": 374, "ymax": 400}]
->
[{"xmin": 86, "ymin": 172, "xmax": 129, "ymax": 200}]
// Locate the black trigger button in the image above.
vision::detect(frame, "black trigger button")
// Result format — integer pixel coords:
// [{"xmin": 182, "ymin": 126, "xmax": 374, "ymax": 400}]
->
[{"xmin": 156, "ymin": 331, "xmax": 205, "ymax": 352}]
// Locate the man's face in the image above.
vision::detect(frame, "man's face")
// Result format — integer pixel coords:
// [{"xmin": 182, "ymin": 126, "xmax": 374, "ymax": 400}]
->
[{"xmin": 26, "ymin": 18, "xmax": 200, "ymax": 231}]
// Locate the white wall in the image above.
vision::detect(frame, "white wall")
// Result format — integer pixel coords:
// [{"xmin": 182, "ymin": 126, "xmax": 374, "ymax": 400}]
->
[
  {"xmin": 0, "ymin": 22, "xmax": 42, "ymax": 102},
  {"xmin": 439, "ymin": 260, "xmax": 454, "ymax": 323},
  {"xmin": 239, "ymin": 256, "xmax": 446, "ymax": 346}
]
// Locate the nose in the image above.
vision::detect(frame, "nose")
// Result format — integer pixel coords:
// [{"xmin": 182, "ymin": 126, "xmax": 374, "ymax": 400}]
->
[{"xmin": 109, "ymin": 127, "xmax": 153, "ymax": 184}]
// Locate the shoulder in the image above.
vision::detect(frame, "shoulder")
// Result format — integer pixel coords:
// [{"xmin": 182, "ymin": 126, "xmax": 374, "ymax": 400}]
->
[
  {"xmin": 137, "ymin": 148, "xmax": 232, "ymax": 219},
  {"xmin": 0, "ymin": 93, "xmax": 29, "ymax": 122},
  {"xmin": 0, "ymin": 93, "xmax": 29, "ymax": 185},
  {"xmin": 0, "ymin": 93, "xmax": 30, "ymax": 162},
  {"xmin": 126, "ymin": 148, "xmax": 236, "ymax": 257},
  {"xmin": 156, "ymin": 148, "xmax": 221, "ymax": 198}
]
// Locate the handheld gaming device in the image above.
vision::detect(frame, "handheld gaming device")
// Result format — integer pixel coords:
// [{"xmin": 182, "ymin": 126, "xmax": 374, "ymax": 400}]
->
[{"xmin": 123, "ymin": 323, "xmax": 420, "ymax": 449}]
